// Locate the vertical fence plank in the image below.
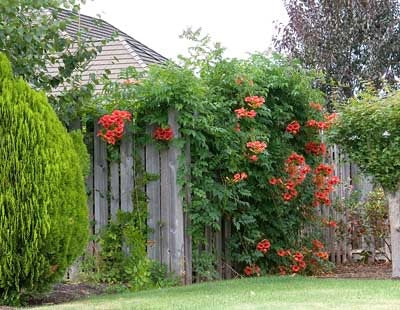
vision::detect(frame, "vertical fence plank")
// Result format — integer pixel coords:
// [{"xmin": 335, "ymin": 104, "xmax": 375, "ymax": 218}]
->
[
  {"xmin": 120, "ymin": 133, "xmax": 133, "ymax": 212},
  {"xmin": 146, "ymin": 126, "xmax": 161, "ymax": 261},
  {"xmin": 184, "ymin": 213, "xmax": 192, "ymax": 284},
  {"xmin": 205, "ymin": 226, "xmax": 212, "ymax": 253},
  {"xmin": 224, "ymin": 216, "xmax": 232, "ymax": 279},
  {"xmin": 110, "ymin": 161, "xmax": 120, "ymax": 220},
  {"xmin": 215, "ymin": 220, "xmax": 223, "ymax": 279},
  {"xmin": 160, "ymin": 149, "xmax": 171, "ymax": 268},
  {"xmin": 86, "ymin": 164, "xmax": 95, "ymax": 251},
  {"xmin": 184, "ymin": 140, "xmax": 193, "ymax": 284},
  {"xmin": 167, "ymin": 109, "xmax": 185, "ymax": 280},
  {"xmin": 94, "ymin": 123, "xmax": 108, "ymax": 234}
]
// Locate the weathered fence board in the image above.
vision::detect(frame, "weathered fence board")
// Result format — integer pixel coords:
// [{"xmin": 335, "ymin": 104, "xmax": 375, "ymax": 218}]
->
[
  {"xmin": 224, "ymin": 217, "xmax": 232, "ymax": 279},
  {"xmin": 146, "ymin": 126, "xmax": 161, "ymax": 261},
  {"xmin": 86, "ymin": 133, "xmax": 95, "ymax": 255},
  {"xmin": 184, "ymin": 141, "xmax": 193, "ymax": 284},
  {"xmin": 120, "ymin": 132, "xmax": 133, "ymax": 212},
  {"xmin": 110, "ymin": 161, "xmax": 120, "ymax": 220},
  {"xmin": 167, "ymin": 110, "xmax": 185, "ymax": 279},
  {"xmin": 94, "ymin": 123, "xmax": 108, "ymax": 234},
  {"xmin": 160, "ymin": 149, "xmax": 171, "ymax": 268},
  {"xmin": 323, "ymin": 145, "xmax": 382, "ymax": 264}
]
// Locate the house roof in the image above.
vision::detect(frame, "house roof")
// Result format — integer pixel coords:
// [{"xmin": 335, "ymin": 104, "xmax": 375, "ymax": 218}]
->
[
  {"xmin": 58, "ymin": 9, "xmax": 168, "ymax": 65},
  {"xmin": 49, "ymin": 9, "xmax": 168, "ymax": 94}
]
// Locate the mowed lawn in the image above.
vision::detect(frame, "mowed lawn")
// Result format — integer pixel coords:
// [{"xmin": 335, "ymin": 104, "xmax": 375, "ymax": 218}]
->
[{"xmin": 33, "ymin": 276, "xmax": 400, "ymax": 310}]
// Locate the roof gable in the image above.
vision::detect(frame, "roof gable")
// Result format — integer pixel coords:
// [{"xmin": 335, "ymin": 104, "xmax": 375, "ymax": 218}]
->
[
  {"xmin": 58, "ymin": 9, "xmax": 168, "ymax": 66},
  {"xmin": 49, "ymin": 9, "xmax": 168, "ymax": 94}
]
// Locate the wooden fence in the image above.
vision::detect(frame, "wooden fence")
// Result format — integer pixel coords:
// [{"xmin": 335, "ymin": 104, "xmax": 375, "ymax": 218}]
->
[
  {"xmin": 80, "ymin": 110, "xmax": 192, "ymax": 283},
  {"xmin": 73, "ymin": 113, "xmax": 383, "ymax": 282},
  {"xmin": 322, "ymin": 145, "xmax": 389, "ymax": 264}
]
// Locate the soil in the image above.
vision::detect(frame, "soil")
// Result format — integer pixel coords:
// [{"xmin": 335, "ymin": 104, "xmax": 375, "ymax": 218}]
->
[
  {"xmin": 320, "ymin": 262, "xmax": 392, "ymax": 279},
  {"xmin": 27, "ymin": 282, "xmax": 108, "ymax": 307}
]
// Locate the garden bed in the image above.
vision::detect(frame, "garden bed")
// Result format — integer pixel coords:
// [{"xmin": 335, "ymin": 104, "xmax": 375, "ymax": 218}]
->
[
  {"xmin": 28, "ymin": 283, "xmax": 108, "ymax": 307},
  {"xmin": 322, "ymin": 262, "xmax": 391, "ymax": 279}
]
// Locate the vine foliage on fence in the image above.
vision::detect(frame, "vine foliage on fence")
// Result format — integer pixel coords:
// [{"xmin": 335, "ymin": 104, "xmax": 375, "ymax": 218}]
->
[{"xmin": 89, "ymin": 30, "xmax": 339, "ymax": 278}]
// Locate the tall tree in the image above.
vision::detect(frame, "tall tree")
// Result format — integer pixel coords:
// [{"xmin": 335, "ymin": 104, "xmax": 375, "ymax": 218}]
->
[{"xmin": 274, "ymin": 0, "xmax": 400, "ymax": 102}]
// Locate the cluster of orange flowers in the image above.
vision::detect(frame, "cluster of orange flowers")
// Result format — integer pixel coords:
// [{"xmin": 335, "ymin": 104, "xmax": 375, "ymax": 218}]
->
[
  {"xmin": 256, "ymin": 239, "xmax": 271, "ymax": 254},
  {"xmin": 277, "ymin": 250, "xmax": 306, "ymax": 274},
  {"xmin": 246, "ymin": 141, "xmax": 267, "ymax": 154},
  {"xmin": 286, "ymin": 121, "xmax": 301, "ymax": 135},
  {"xmin": 231, "ymin": 95, "xmax": 337, "ymax": 277},
  {"xmin": 232, "ymin": 172, "xmax": 248, "ymax": 183},
  {"xmin": 244, "ymin": 239, "xmax": 271, "ymax": 276},
  {"xmin": 245, "ymin": 96, "xmax": 265, "ymax": 109},
  {"xmin": 97, "ymin": 110, "xmax": 132, "ymax": 145},
  {"xmin": 234, "ymin": 107, "xmax": 257, "ymax": 119},
  {"xmin": 305, "ymin": 141, "xmax": 326, "ymax": 156},
  {"xmin": 313, "ymin": 164, "xmax": 340, "ymax": 207},
  {"xmin": 277, "ymin": 240, "xmax": 330, "ymax": 275},
  {"xmin": 153, "ymin": 127, "xmax": 174, "ymax": 141},
  {"xmin": 306, "ymin": 113, "xmax": 337, "ymax": 131},
  {"xmin": 246, "ymin": 141, "xmax": 267, "ymax": 162},
  {"xmin": 283, "ymin": 153, "xmax": 310, "ymax": 201},
  {"xmin": 230, "ymin": 92, "xmax": 267, "ymax": 186},
  {"xmin": 244, "ymin": 264, "xmax": 261, "ymax": 276},
  {"xmin": 269, "ymin": 152, "xmax": 312, "ymax": 202},
  {"xmin": 232, "ymin": 94, "xmax": 267, "ymax": 163}
]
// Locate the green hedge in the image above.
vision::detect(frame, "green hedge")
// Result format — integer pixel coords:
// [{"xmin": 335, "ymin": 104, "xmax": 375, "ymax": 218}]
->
[{"xmin": 0, "ymin": 53, "xmax": 88, "ymax": 305}]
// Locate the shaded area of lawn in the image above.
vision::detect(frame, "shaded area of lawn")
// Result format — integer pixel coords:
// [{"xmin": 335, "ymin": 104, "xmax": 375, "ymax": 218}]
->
[{"xmin": 32, "ymin": 276, "xmax": 400, "ymax": 310}]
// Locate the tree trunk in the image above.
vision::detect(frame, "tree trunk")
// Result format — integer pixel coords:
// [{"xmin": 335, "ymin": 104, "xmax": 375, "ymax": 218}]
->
[{"xmin": 385, "ymin": 187, "xmax": 400, "ymax": 278}]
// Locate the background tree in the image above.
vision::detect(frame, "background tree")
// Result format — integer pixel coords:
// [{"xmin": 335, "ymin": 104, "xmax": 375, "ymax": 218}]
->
[
  {"xmin": 0, "ymin": 0, "xmax": 107, "ymax": 125},
  {"xmin": 329, "ymin": 88, "xmax": 400, "ymax": 278},
  {"xmin": 274, "ymin": 0, "xmax": 400, "ymax": 103}
]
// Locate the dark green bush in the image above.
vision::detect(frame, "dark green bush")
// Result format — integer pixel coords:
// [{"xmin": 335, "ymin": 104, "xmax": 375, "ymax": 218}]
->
[{"xmin": 0, "ymin": 53, "xmax": 88, "ymax": 305}]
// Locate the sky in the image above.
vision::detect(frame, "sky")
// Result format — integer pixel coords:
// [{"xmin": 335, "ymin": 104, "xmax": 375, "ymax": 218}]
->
[{"xmin": 81, "ymin": 0, "xmax": 288, "ymax": 60}]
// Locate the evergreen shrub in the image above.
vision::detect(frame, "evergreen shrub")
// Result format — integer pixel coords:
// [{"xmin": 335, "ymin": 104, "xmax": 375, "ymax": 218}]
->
[{"xmin": 0, "ymin": 53, "xmax": 88, "ymax": 305}]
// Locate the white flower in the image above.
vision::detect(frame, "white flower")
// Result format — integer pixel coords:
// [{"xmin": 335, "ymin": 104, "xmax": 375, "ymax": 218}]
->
[
  {"xmin": 383, "ymin": 131, "xmax": 391, "ymax": 138},
  {"xmin": 349, "ymin": 135, "xmax": 359, "ymax": 141}
]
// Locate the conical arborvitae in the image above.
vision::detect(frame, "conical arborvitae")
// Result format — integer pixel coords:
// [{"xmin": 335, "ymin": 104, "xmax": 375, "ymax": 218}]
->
[{"xmin": 0, "ymin": 53, "xmax": 88, "ymax": 305}]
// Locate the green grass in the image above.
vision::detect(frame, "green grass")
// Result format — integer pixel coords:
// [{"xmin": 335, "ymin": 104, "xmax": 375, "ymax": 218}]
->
[{"xmin": 32, "ymin": 276, "xmax": 400, "ymax": 310}]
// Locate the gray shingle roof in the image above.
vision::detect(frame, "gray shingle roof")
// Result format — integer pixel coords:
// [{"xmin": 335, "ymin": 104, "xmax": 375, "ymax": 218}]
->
[
  {"xmin": 49, "ymin": 9, "xmax": 168, "ymax": 94},
  {"xmin": 58, "ymin": 9, "xmax": 168, "ymax": 65}
]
